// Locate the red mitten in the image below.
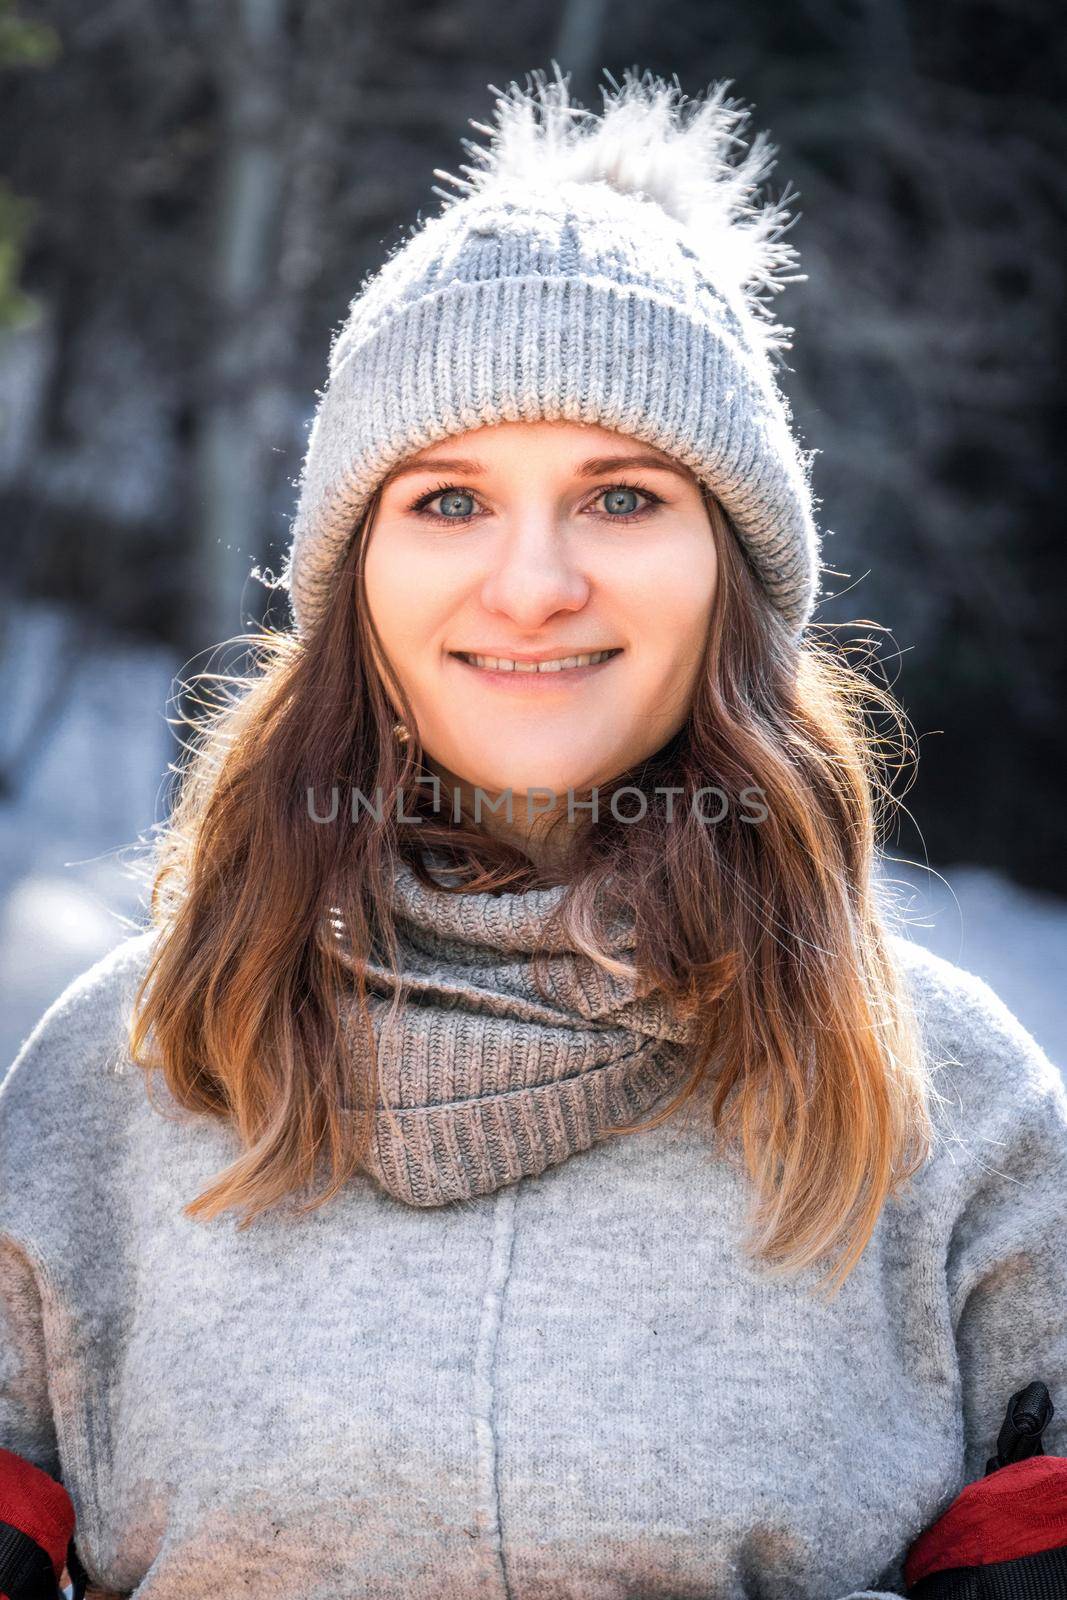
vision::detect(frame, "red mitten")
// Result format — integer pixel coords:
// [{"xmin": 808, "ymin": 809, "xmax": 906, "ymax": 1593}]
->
[
  {"xmin": 905, "ymin": 1381, "xmax": 1067, "ymax": 1598},
  {"xmin": 0, "ymin": 1447, "xmax": 76, "ymax": 1600}
]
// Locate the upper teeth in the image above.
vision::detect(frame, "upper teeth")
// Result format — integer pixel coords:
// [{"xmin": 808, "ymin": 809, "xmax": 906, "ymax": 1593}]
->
[{"xmin": 457, "ymin": 650, "xmax": 618, "ymax": 672}]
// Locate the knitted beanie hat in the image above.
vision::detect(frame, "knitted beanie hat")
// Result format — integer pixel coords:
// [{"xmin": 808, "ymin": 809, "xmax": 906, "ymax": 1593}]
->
[{"xmin": 283, "ymin": 65, "xmax": 823, "ymax": 637}]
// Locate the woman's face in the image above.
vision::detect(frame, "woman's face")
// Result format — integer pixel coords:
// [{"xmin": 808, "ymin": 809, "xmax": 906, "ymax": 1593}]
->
[{"xmin": 363, "ymin": 420, "xmax": 718, "ymax": 802}]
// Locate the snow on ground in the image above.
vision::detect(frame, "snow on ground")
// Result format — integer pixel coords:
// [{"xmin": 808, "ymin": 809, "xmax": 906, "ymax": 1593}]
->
[
  {"xmin": 0, "ymin": 602, "xmax": 174, "ymax": 1062},
  {"xmin": 1, "ymin": 602, "xmax": 1064, "ymax": 1076}
]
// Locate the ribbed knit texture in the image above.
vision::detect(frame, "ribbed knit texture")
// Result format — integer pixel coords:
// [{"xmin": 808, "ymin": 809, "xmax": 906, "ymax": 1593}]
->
[
  {"xmin": 3, "ymin": 899, "xmax": 1066, "ymax": 1598},
  {"xmin": 342, "ymin": 858, "xmax": 695, "ymax": 1207},
  {"xmin": 283, "ymin": 74, "xmax": 822, "ymax": 638}
]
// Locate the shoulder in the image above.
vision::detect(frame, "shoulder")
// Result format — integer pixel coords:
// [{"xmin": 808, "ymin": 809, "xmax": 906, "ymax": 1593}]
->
[
  {"xmin": 887, "ymin": 932, "xmax": 1061, "ymax": 1084},
  {"xmin": 886, "ymin": 931, "xmax": 1067, "ymax": 1170},
  {"xmin": 0, "ymin": 928, "xmax": 159, "ymax": 1141}
]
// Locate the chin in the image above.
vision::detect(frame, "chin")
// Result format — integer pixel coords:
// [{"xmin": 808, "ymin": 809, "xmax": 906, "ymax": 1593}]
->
[
  {"xmin": 474, "ymin": 770, "xmax": 609, "ymax": 802},
  {"xmin": 434, "ymin": 749, "xmax": 596, "ymax": 798}
]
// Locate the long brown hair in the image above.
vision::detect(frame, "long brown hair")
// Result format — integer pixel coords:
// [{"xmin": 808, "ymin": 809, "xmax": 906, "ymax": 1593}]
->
[{"xmin": 129, "ymin": 479, "xmax": 949, "ymax": 1299}]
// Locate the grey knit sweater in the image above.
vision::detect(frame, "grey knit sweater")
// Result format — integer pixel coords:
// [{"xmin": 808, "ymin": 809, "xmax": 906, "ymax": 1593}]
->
[{"xmin": 2, "ymin": 879, "xmax": 1066, "ymax": 1598}]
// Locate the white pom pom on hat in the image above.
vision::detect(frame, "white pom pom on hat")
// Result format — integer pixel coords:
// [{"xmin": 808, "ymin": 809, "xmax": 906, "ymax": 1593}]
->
[
  {"xmin": 284, "ymin": 63, "xmax": 824, "ymax": 636},
  {"xmin": 432, "ymin": 65, "xmax": 805, "ymax": 364}
]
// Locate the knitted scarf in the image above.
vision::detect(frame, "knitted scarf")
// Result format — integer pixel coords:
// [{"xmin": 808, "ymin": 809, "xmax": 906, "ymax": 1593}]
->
[{"xmin": 337, "ymin": 856, "xmax": 697, "ymax": 1208}]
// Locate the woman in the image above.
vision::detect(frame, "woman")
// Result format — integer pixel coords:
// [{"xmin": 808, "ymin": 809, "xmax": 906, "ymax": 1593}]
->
[{"xmin": 3, "ymin": 67, "xmax": 1065, "ymax": 1600}]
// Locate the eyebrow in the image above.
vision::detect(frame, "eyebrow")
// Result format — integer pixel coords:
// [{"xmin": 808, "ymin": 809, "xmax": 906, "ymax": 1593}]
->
[{"xmin": 379, "ymin": 450, "xmax": 696, "ymax": 489}]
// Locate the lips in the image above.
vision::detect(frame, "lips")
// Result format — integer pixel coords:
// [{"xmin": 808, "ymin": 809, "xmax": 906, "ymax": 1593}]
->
[
  {"xmin": 450, "ymin": 649, "xmax": 623, "ymax": 674},
  {"xmin": 447, "ymin": 648, "xmax": 624, "ymax": 688}
]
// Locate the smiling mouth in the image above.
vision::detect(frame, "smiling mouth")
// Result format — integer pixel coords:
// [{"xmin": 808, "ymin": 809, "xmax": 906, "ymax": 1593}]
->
[{"xmin": 450, "ymin": 649, "xmax": 623, "ymax": 674}]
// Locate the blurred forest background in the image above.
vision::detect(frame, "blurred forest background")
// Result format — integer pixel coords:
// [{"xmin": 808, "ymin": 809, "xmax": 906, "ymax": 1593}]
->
[{"xmin": 1, "ymin": 0, "xmax": 1065, "ymax": 1064}]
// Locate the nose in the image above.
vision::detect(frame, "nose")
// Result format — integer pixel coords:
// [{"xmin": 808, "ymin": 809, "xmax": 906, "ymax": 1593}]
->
[{"xmin": 477, "ymin": 512, "xmax": 591, "ymax": 626}]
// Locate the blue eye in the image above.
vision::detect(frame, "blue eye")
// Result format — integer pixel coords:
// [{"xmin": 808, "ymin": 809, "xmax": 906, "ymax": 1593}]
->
[
  {"xmin": 435, "ymin": 490, "xmax": 476, "ymax": 518},
  {"xmin": 407, "ymin": 479, "xmax": 663, "ymax": 526},
  {"xmin": 601, "ymin": 486, "xmax": 642, "ymax": 516},
  {"xmin": 409, "ymin": 484, "xmax": 480, "ymax": 523}
]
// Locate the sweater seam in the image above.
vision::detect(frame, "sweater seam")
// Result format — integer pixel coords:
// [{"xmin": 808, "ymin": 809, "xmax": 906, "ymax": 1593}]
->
[
  {"xmin": 5, "ymin": 1228, "xmax": 108, "ymax": 1588},
  {"xmin": 471, "ymin": 1183, "xmax": 520, "ymax": 1599}
]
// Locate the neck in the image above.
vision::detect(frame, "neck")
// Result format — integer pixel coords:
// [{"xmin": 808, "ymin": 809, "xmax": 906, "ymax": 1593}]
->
[{"xmin": 424, "ymin": 761, "xmax": 581, "ymax": 879}]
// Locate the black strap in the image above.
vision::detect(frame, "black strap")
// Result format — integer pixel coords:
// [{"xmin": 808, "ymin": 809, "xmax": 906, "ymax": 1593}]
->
[
  {"xmin": 0, "ymin": 1517, "xmax": 64, "ymax": 1599},
  {"xmin": 986, "ymin": 1379, "xmax": 1055, "ymax": 1475},
  {"xmin": 908, "ymin": 1543, "xmax": 1067, "ymax": 1599}
]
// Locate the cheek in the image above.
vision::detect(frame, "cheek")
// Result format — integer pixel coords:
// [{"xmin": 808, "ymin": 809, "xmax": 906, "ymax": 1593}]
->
[
  {"xmin": 363, "ymin": 532, "xmax": 451, "ymax": 675},
  {"xmin": 618, "ymin": 532, "xmax": 718, "ymax": 657},
  {"xmin": 363, "ymin": 529, "xmax": 408, "ymax": 635}
]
